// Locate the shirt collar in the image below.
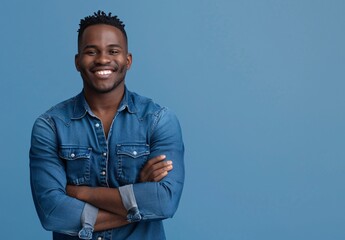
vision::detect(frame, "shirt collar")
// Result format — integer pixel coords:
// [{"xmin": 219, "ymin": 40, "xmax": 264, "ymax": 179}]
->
[
  {"xmin": 118, "ymin": 86, "xmax": 137, "ymax": 114},
  {"xmin": 72, "ymin": 86, "xmax": 137, "ymax": 120}
]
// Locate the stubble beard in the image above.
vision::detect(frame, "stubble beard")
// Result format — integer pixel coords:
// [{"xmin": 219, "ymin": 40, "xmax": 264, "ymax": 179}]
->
[{"xmin": 84, "ymin": 65, "xmax": 127, "ymax": 94}]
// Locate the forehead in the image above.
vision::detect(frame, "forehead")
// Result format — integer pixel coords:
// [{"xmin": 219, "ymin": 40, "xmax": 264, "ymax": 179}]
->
[{"xmin": 79, "ymin": 24, "xmax": 127, "ymax": 48}]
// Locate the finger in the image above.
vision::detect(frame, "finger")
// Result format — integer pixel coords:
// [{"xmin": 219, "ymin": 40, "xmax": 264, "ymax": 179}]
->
[
  {"xmin": 147, "ymin": 163, "xmax": 173, "ymax": 182},
  {"xmin": 140, "ymin": 160, "xmax": 172, "ymax": 182},
  {"xmin": 147, "ymin": 160, "xmax": 172, "ymax": 173},
  {"xmin": 145, "ymin": 160, "xmax": 172, "ymax": 180},
  {"xmin": 141, "ymin": 155, "xmax": 166, "ymax": 173},
  {"xmin": 153, "ymin": 171, "xmax": 168, "ymax": 182},
  {"xmin": 151, "ymin": 163, "xmax": 173, "ymax": 179},
  {"xmin": 140, "ymin": 155, "xmax": 166, "ymax": 181}
]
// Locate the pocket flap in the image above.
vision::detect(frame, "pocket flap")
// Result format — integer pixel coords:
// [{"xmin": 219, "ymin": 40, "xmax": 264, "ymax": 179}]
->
[
  {"xmin": 116, "ymin": 144, "xmax": 150, "ymax": 158},
  {"xmin": 59, "ymin": 147, "xmax": 92, "ymax": 160}
]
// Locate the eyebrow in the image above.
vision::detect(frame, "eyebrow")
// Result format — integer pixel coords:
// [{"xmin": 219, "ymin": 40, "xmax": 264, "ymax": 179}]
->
[{"xmin": 83, "ymin": 44, "xmax": 123, "ymax": 50}]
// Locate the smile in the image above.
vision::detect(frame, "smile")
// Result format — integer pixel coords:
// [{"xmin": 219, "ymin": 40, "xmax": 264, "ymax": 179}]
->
[
  {"xmin": 93, "ymin": 69, "xmax": 114, "ymax": 79},
  {"xmin": 95, "ymin": 70, "xmax": 113, "ymax": 75}
]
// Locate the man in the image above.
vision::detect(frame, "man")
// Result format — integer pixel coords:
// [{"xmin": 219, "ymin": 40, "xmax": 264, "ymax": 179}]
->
[{"xmin": 30, "ymin": 10, "xmax": 184, "ymax": 240}]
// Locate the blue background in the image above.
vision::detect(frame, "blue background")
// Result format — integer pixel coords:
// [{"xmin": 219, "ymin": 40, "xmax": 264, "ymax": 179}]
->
[{"xmin": 1, "ymin": 0, "xmax": 345, "ymax": 239}]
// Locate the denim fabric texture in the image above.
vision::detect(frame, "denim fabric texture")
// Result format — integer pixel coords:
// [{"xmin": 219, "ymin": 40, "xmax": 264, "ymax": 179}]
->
[
  {"xmin": 30, "ymin": 87, "xmax": 185, "ymax": 240},
  {"xmin": 118, "ymin": 185, "xmax": 141, "ymax": 222},
  {"xmin": 78, "ymin": 203, "xmax": 98, "ymax": 239}
]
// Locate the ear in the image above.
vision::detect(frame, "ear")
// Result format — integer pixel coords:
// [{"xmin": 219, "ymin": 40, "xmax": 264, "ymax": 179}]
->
[
  {"xmin": 75, "ymin": 54, "xmax": 80, "ymax": 72},
  {"xmin": 126, "ymin": 53, "xmax": 133, "ymax": 70}
]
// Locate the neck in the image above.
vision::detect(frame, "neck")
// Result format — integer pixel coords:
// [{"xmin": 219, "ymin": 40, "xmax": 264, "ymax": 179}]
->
[{"xmin": 84, "ymin": 85, "xmax": 125, "ymax": 115}]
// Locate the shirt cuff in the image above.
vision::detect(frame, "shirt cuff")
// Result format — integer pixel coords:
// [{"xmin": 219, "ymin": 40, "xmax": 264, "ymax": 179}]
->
[
  {"xmin": 119, "ymin": 184, "xmax": 142, "ymax": 222},
  {"xmin": 78, "ymin": 203, "xmax": 98, "ymax": 240}
]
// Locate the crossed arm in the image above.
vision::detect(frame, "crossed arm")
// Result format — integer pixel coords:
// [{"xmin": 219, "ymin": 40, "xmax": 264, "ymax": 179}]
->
[
  {"xmin": 66, "ymin": 155, "xmax": 173, "ymax": 231},
  {"xmin": 31, "ymin": 108, "xmax": 184, "ymax": 236}
]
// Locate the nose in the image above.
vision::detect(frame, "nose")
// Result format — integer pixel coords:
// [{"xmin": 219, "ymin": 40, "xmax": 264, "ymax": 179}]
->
[{"xmin": 95, "ymin": 52, "xmax": 111, "ymax": 65}]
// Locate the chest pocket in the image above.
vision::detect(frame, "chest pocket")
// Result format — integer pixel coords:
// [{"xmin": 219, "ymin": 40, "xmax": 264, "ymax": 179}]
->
[
  {"xmin": 59, "ymin": 146, "xmax": 92, "ymax": 185},
  {"xmin": 116, "ymin": 143, "xmax": 150, "ymax": 185}
]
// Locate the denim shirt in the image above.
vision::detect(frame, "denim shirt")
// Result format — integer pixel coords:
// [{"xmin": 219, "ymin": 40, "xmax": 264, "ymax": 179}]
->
[{"xmin": 30, "ymin": 87, "xmax": 185, "ymax": 240}]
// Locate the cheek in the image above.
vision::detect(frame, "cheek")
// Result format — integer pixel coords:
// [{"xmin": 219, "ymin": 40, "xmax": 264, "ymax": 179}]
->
[
  {"xmin": 77, "ymin": 56, "xmax": 92, "ymax": 69},
  {"xmin": 119, "ymin": 64, "xmax": 128, "ymax": 74}
]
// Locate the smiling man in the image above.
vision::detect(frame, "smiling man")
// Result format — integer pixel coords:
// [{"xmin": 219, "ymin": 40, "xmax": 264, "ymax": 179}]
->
[{"xmin": 30, "ymin": 11, "xmax": 184, "ymax": 240}]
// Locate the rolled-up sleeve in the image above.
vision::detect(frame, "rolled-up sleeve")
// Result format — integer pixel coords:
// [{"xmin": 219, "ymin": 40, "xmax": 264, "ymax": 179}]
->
[
  {"xmin": 132, "ymin": 108, "xmax": 185, "ymax": 220},
  {"xmin": 30, "ymin": 115, "xmax": 85, "ymax": 235}
]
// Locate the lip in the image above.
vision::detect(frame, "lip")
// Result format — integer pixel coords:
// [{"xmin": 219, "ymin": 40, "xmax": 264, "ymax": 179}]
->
[{"xmin": 91, "ymin": 66, "xmax": 116, "ymax": 72}]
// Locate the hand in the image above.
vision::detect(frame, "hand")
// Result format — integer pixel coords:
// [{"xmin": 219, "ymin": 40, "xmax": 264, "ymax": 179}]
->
[{"xmin": 139, "ymin": 155, "xmax": 173, "ymax": 182}]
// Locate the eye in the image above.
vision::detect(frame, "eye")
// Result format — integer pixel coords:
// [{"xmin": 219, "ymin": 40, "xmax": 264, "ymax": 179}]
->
[
  {"xmin": 86, "ymin": 50, "xmax": 96, "ymax": 56},
  {"xmin": 83, "ymin": 48, "xmax": 97, "ymax": 56},
  {"xmin": 109, "ymin": 49, "xmax": 120, "ymax": 55}
]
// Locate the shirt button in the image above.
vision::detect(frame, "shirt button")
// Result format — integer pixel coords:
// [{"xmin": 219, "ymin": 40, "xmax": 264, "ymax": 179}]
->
[
  {"xmin": 101, "ymin": 171, "xmax": 106, "ymax": 176},
  {"xmin": 103, "ymin": 152, "xmax": 107, "ymax": 157},
  {"xmin": 95, "ymin": 123, "xmax": 100, "ymax": 128},
  {"xmin": 70, "ymin": 153, "xmax": 75, "ymax": 158},
  {"xmin": 133, "ymin": 151, "xmax": 137, "ymax": 156}
]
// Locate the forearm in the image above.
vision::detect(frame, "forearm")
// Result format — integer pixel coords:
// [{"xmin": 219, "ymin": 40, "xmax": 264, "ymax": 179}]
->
[
  {"xmin": 133, "ymin": 179, "xmax": 184, "ymax": 220},
  {"xmin": 94, "ymin": 209, "xmax": 129, "ymax": 231},
  {"xmin": 67, "ymin": 186, "xmax": 127, "ymax": 218}
]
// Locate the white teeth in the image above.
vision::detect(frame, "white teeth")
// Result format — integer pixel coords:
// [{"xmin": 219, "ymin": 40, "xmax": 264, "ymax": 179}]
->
[{"xmin": 95, "ymin": 70, "xmax": 112, "ymax": 75}]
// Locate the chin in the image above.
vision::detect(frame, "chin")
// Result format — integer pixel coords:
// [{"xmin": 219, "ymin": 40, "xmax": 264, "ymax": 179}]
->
[{"xmin": 95, "ymin": 82, "xmax": 124, "ymax": 94}]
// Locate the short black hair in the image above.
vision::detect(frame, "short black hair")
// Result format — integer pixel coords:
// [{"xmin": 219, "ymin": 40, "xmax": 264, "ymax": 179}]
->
[{"xmin": 77, "ymin": 10, "xmax": 127, "ymax": 48}]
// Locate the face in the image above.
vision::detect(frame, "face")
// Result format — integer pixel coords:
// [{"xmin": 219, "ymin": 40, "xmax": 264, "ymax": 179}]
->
[{"xmin": 75, "ymin": 24, "xmax": 132, "ymax": 95}]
